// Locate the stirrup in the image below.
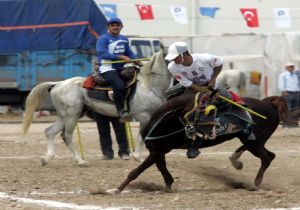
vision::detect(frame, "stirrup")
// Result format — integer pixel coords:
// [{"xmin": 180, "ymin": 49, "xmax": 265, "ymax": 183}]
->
[{"xmin": 119, "ymin": 110, "xmax": 132, "ymax": 122}]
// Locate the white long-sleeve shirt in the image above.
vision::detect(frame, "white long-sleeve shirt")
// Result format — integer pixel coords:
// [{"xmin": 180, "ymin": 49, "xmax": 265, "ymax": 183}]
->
[
  {"xmin": 278, "ymin": 70, "xmax": 300, "ymax": 92},
  {"xmin": 167, "ymin": 53, "xmax": 223, "ymax": 88}
]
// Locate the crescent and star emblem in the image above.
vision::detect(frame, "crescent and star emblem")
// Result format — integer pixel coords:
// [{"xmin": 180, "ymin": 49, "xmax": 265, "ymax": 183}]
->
[{"xmin": 243, "ymin": 11, "xmax": 254, "ymax": 21}]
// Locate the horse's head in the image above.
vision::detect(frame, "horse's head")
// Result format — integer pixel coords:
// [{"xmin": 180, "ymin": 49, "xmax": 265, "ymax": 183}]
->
[{"xmin": 183, "ymin": 92, "xmax": 217, "ymax": 140}]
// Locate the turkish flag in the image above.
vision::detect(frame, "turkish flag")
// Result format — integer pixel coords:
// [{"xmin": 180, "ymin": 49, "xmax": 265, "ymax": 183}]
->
[
  {"xmin": 240, "ymin": 8, "xmax": 259, "ymax": 27},
  {"xmin": 136, "ymin": 4, "xmax": 154, "ymax": 20}
]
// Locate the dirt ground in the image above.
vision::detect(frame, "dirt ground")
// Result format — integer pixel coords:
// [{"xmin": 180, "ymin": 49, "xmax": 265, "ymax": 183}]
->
[{"xmin": 0, "ymin": 113, "xmax": 300, "ymax": 210}]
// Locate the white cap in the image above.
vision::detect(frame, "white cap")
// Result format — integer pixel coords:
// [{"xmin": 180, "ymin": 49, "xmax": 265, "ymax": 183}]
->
[
  {"xmin": 165, "ymin": 41, "xmax": 188, "ymax": 61},
  {"xmin": 285, "ymin": 62, "xmax": 294, "ymax": 67}
]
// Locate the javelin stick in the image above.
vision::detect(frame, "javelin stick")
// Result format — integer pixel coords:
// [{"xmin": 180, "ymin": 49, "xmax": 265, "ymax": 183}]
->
[
  {"xmin": 76, "ymin": 123, "xmax": 85, "ymax": 160},
  {"xmin": 102, "ymin": 57, "xmax": 150, "ymax": 64},
  {"xmin": 125, "ymin": 122, "xmax": 134, "ymax": 153},
  {"xmin": 218, "ymin": 95, "xmax": 267, "ymax": 120}
]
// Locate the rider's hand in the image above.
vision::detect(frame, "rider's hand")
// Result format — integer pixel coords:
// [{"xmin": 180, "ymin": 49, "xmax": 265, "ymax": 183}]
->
[
  {"xmin": 118, "ymin": 55, "xmax": 131, "ymax": 63},
  {"xmin": 135, "ymin": 61, "xmax": 143, "ymax": 67},
  {"xmin": 208, "ymin": 79, "xmax": 216, "ymax": 90}
]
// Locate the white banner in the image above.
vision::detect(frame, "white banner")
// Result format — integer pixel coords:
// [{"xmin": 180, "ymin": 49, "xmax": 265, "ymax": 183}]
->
[
  {"xmin": 273, "ymin": 8, "xmax": 291, "ymax": 28},
  {"xmin": 170, "ymin": 6, "xmax": 188, "ymax": 24}
]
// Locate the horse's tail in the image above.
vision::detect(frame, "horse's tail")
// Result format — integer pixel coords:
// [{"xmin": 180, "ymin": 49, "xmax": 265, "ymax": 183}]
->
[
  {"xmin": 22, "ymin": 82, "xmax": 58, "ymax": 136},
  {"xmin": 263, "ymin": 96, "xmax": 288, "ymax": 121}
]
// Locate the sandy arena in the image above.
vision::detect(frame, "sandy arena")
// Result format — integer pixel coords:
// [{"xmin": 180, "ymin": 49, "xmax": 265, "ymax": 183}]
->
[{"xmin": 0, "ymin": 114, "xmax": 299, "ymax": 210}]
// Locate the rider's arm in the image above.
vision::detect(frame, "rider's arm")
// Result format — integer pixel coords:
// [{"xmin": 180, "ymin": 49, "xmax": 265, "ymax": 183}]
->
[
  {"xmin": 96, "ymin": 37, "xmax": 119, "ymax": 61},
  {"xmin": 207, "ymin": 54, "xmax": 224, "ymax": 89},
  {"xmin": 123, "ymin": 37, "xmax": 140, "ymax": 65},
  {"xmin": 209, "ymin": 65, "xmax": 223, "ymax": 89}
]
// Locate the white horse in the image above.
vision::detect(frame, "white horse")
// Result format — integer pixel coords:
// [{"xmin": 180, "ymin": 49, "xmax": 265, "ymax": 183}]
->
[
  {"xmin": 217, "ymin": 68, "xmax": 247, "ymax": 96},
  {"xmin": 22, "ymin": 51, "xmax": 170, "ymax": 166}
]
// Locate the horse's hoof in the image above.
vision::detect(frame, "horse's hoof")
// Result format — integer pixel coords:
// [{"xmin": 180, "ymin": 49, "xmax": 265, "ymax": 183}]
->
[
  {"xmin": 41, "ymin": 158, "xmax": 48, "ymax": 166},
  {"xmin": 79, "ymin": 160, "xmax": 88, "ymax": 167},
  {"xmin": 254, "ymin": 178, "xmax": 262, "ymax": 187},
  {"xmin": 105, "ymin": 188, "xmax": 121, "ymax": 195},
  {"xmin": 235, "ymin": 162, "xmax": 243, "ymax": 170},
  {"xmin": 132, "ymin": 154, "xmax": 144, "ymax": 162},
  {"xmin": 229, "ymin": 156, "xmax": 243, "ymax": 170},
  {"xmin": 164, "ymin": 186, "xmax": 173, "ymax": 193}
]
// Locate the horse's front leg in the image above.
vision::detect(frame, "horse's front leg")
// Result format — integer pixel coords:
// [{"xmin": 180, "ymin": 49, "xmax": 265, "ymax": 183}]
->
[
  {"xmin": 63, "ymin": 118, "xmax": 87, "ymax": 167},
  {"xmin": 106, "ymin": 152, "xmax": 157, "ymax": 194},
  {"xmin": 42, "ymin": 119, "xmax": 64, "ymax": 166},
  {"xmin": 155, "ymin": 152, "xmax": 174, "ymax": 189},
  {"xmin": 229, "ymin": 145, "xmax": 246, "ymax": 170}
]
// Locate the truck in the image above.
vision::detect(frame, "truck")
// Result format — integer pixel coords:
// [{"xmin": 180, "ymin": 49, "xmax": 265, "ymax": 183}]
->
[{"xmin": 0, "ymin": 0, "xmax": 163, "ymax": 106}]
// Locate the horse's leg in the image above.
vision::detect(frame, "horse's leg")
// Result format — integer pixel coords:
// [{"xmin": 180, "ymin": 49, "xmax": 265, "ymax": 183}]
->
[
  {"xmin": 229, "ymin": 145, "xmax": 246, "ymax": 170},
  {"xmin": 132, "ymin": 133, "xmax": 145, "ymax": 162},
  {"xmin": 63, "ymin": 115, "xmax": 87, "ymax": 167},
  {"xmin": 155, "ymin": 153, "xmax": 174, "ymax": 189},
  {"xmin": 106, "ymin": 152, "xmax": 157, "ymax": 194},
  {"xmin": 254, "ymin": 148, "xmax": 275, "ymax": 186},
  {"xmin": 42, "ymin": 119, "xmax": 64, "ymax": 166},
  {"xmin": 247, "ymin": 143, "xmax": 276, "ymax": 186}
]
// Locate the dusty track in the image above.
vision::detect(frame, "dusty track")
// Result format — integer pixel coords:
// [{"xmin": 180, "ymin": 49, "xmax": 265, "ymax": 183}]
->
[{"xmin": 0, "ymin": 114, "xmax": 299, "ymax": 209}]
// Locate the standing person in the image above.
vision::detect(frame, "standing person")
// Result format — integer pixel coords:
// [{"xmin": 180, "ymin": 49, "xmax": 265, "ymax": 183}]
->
[
  {"xmin": 93, "ymin": 112, "xmax": 130, "ymax": 160},
  {"xmin": 278, "ymin": 62, "xmax": 300, "ymax": 126},
  {"xmin": 165, "ymin": 41, "xmax": 255, "ymax": 159},
  {"xmin": 96, "ymin": 17, "xmax": 140, "ymax": 122}
]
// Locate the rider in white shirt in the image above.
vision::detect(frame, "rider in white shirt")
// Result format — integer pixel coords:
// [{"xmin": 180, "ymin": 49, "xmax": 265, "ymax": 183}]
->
[{"xmin": 165, "ymin": 41, "xmax": 255, "ymax": 159}]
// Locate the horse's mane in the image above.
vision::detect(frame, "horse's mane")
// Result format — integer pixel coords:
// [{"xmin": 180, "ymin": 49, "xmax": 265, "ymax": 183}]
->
[
  {"xmin": 142, "ymin": 51, "xmax": 167, "ymax": 88},
  {"xmin": 263, "ymin": 96, "xmax": 288, "ymax": 121}
]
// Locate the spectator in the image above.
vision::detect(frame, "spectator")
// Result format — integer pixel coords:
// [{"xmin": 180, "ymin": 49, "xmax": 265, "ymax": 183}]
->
[
  {"xmin": 278, "ymin": 62, "xmax": 300, "ymax": 126},
  {"xmin": 93, "ymin": 112, "xmax": 130, "ymax": 160}
]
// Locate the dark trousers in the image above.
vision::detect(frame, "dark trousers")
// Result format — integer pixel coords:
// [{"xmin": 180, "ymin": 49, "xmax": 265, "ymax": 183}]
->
[
  {"xmin": 102, "ymin": 70, "xmax": 126, "ymax": 111},
  {"xmin": 94, "ymin": 112, "xmax": 129, "ymax": 157},
  {"xmin": 283, "ymin": 91, "xmax": 300, "ymax": 123},
  {"xmin": 284, "ymin": 91, "xmax": 299, "ymax": 111}
]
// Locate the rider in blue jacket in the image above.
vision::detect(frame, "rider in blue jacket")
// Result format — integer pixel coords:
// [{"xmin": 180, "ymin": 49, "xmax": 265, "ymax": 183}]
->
[{"xmin": 96, "ymin": 17, "xmax": 139, "ymax": 121}]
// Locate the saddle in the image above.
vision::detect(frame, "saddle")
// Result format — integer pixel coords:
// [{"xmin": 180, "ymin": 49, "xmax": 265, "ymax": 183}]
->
[
  {"xmin": 215, "ymin": 89, "xmax": 255, "ymax": 136},
  {"xmin": 82, "ymin": 63, "xmax": 139, "ymax": 105},
  {"xmin": 182, "ymin": 89, "xmax": 255, "ymax": 139}
]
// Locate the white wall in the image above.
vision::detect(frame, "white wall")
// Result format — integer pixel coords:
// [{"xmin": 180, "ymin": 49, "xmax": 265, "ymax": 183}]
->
[
  {"xmin": 95, "ymin": 0, "xmax": 300, "ymax": 36},
  {"xmin": 94, "ymin": 0, "xmax": 192, "ymax": 36},
  {"xmin": 198, "ymin": 0, "xmax": 300, "ymax": 35}
]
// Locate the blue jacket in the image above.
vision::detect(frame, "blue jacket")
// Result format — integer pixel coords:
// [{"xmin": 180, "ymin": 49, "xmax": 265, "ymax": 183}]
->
[{"xmin": 96, "ymin": 33, "xmax": 137, "ymax": 73}]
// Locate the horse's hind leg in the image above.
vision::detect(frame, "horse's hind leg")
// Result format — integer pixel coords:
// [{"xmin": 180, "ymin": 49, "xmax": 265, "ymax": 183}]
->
[
  {"xmin": 62, "ymin": 116, "xmax": 87, "ymax": 167},
  {"xmin": 42, "ymin": 119, "xmax": 64, "ymax": 166},
  {"xmin": 248, "ymin": 144, "xmax": 276, "ymax": 186},
  {"xmin": 229, "ymin": 145, "xmax": 246, "ymax": 170},
  {"xmin": 106, "ymin": 152, "xmax": 157, "ymax": 194},
  {"xmin": 155, "ymin": 153, "xmax": 174, "ymax": 189},
  {"xmin": 132, "ymin": 133, "xmax": 145, "ymax": 162},
  {"xmin": 254, "ymin": 148, "xmax": 275, "ymax": 186}
]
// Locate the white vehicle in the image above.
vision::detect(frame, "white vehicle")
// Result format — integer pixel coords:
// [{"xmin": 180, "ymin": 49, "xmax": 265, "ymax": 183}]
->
[{"xmin": 129, "ymin": 38, "xmax": 163, "ymax": 59}]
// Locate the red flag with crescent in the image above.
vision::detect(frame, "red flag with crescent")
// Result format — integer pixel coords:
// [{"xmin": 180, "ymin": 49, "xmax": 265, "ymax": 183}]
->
[
  {"xmin": 240, "ymin": 8, "xmax": 259, "ymax": 27},
  {"xmin": 136, "ymin": 4, "xmax": 154, "ymax": 20}
]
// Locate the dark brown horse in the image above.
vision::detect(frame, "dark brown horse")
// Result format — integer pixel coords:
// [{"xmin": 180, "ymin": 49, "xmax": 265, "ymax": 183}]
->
[{"xmin": 104, "ymin": 92, "xmax": 287, "ymax": 194}]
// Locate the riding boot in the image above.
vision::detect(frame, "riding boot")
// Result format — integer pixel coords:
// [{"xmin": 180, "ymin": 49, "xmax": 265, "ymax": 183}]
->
[
  {"xmin": 114, "ymin": 92, "xmax": 132, "ymax": 122},
  {"xmin": 119, "ymin": 109, "xmax": 132, "ymax": 122},
  {"xmin": 187, "ymin": 139, "xmax": 200, "ymax": 159}
]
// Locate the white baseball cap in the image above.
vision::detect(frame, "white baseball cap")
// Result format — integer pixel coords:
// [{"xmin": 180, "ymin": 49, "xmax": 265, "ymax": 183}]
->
[
  {"xmin": 165, "ymin": 41, "xmax": 188, "ymax": 61},
  {"xmin": 285, "ymin": 62, "xmax": 294, "ymax": 67}
]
